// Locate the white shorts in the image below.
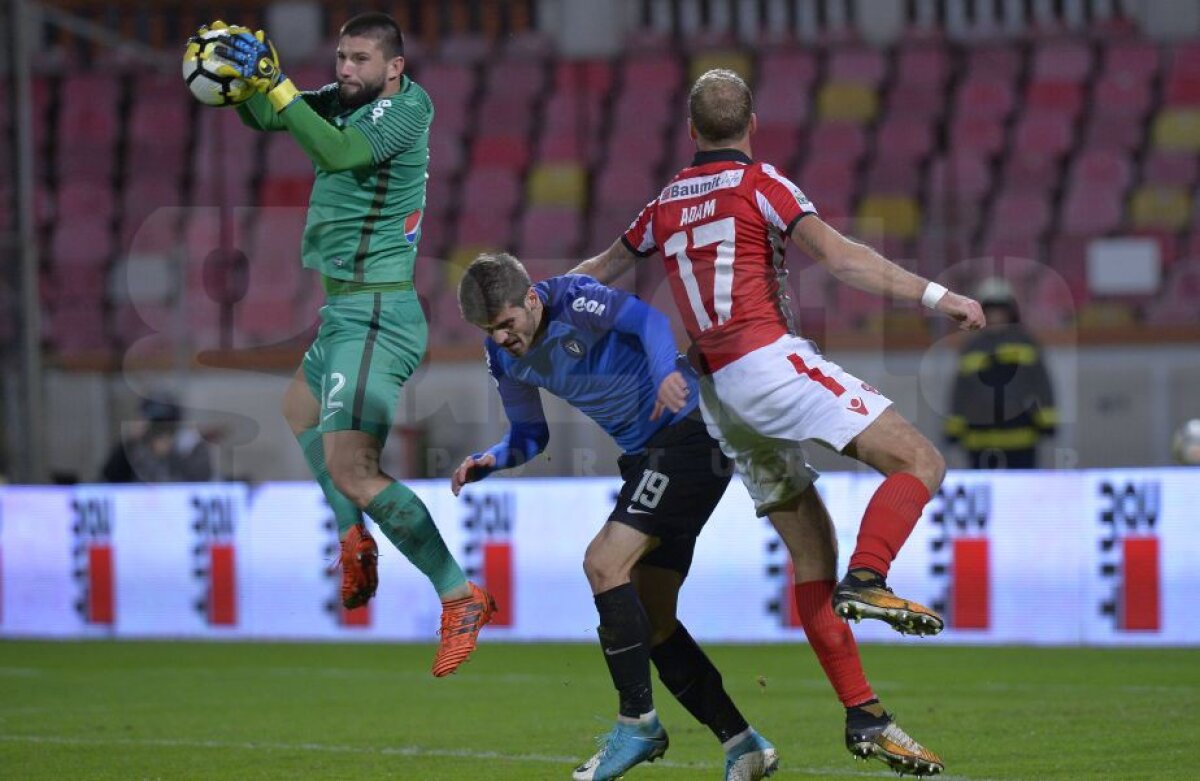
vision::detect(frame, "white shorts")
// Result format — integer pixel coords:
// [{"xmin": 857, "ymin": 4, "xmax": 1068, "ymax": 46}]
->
[{"xmin": 698, "ymin": 334, "xmax": 892, "ymax": 515}]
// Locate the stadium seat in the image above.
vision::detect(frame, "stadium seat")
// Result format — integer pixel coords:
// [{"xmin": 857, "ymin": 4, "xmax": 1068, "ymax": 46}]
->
[
  {"xmin": 856, "ymin": 196, "xmax": 920, "ymax": 240},
  {"xmin": 956, "ymin": 77, "xmax": 1017, "ymax": 121},
  {"xmin": 1102, "ymin": 40, "xmax": 1160, "ymax": 81},
  {"xmin": 594, "ymin": 166, "xmax": 658, "ymax": 214},
  {"xmin": 1092, "ymin": 74, "xmax": 1154, "ymax": 119},
  {"xmin": 863, "ymin": 159, "xmax": 922, "ymax": 195},
  {"xmin": 456, "ymin": 212, "xmax": 514, "ymax": 249},
  {"xmin": 428, "ymin": 129, "xmax": 466, "ymax": 176},
  {"xmin": 1031, "ymin": 40, "xmax": 1093, "ymax": 82},
  {"xmin": 526, "ymin": 163, "xmax": 587, "ymax": 209},
  {"xmin": 990, "ymin": 190, "xmax": 1052, "ymax": 241},
  {"xmin": 1145, "ymin": 260, "xmax": 1200, "ymax": 325},
  {"xmin": 471, "ymin": 134, "xmax": 531, "ymax": 170},
  {"xmin": 829, "ymin": 46, "xmax": 886, "ymax": 87},
  {"xmin": 895, "ymin": 44, "xmax": 949, "ymax": 88},
  {"xmin": 1060, "ymin": 183, "xmax": 1124, "ymax": 236},
  {"xmin": 1151, "ymin": 109, "xmax": 1200, "ymax": 151},
  {"xmin": 1141, "ymin": 149, "xmax": 1199, "ymax": 188},
  {"xmin": 754, "ymin": 81, "xmax": 812, "ymax": 127},
  {"xmin": 57, "ymin": 180, "xmax": 115, "ymax": 224},
  {"xmin": 1003, "ymin": 150, "xmax": 1060, "ymax": 191},
  {"xmin": 461, "ymin": 167, "xmax": 521, "ymax": 216},
  {"xmin": 875, "ymin": 116, "xmax": 934, "ymax": 163},
  {"xmin": 817, "ymin": 83, "xmax": 878, "ymax": 123},
  {"xmin": 484, "ymin": 58, "xmax": 546, "ymax": 102},
  {"xmin": 752, "ymin": 124, "xmax": 804, "ymax": 171},
  {"xmin": 966, "ymin": 45, "xmax": 1023, "ymax": 80},
  {"xmin": 1129, "ymin": 186, "xmax": 1192, "ymax": 231},
  {"xmin": 517, "ymin": 207, "xmax": 583, "ymax": 260},
  {"xmin": 45, "ymin": 302, "xmax": 109, "ymax": 353},
  {"xmin": 437, "ymin": 34, "xmax": 493, "ymax": 65},
  {"xmin": 885, "ymin": 82, "xmax": 945, "ymax": 120},
  {"xmin": 799, "ymin": 157, "xmax": 856, "ymax": 207},
  {"xmin": 1013, "ymin": 112, "xmax": 1075, "ymax": 158},
  {"xmin": 807, "ymin": 121, "xmax": 867, "ymax": 163},
  {"xmin": 1083, "ymin": 113, "xmax": 1144, "ymax": 151},
  {"xmin": 950, "ymin": 114, "xmax": 1007, "ymax": 157},
  {"xmin": 689, "ymin": 50, "xmax": 753, "ymax": 83},
  {"xmin": 475, "ymin": 93, "xmax": 536, "ymax": 138},
  {"xmin": 51, "ymin": 217, "xmax": 112, "ymax": 267},
  {"xmin": 1025, "ymin": 80, "xmax": 1084, "ymax": 118},
  {"xmin": 758, "ymin": 48, "xmax": 818, "ymax": 90},
  {"xmin": 1072, "ymin": 147, "xmax": 1134, "ymax": 191}
]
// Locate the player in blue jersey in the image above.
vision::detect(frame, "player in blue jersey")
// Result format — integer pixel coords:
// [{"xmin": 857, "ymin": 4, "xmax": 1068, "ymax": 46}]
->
[{"xmin": 453, "ymin": 253, "xmax": 778, "ymax": 781}]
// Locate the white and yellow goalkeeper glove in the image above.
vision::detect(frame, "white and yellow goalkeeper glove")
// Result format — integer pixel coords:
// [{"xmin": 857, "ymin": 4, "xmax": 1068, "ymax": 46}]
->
[
  {"xmin": 184, "ymin": 19, "xmax": 257, "ymax": 105},
  {"xmin": 227, "ymin": 29, "xmax": 300, "ymax": 112}
]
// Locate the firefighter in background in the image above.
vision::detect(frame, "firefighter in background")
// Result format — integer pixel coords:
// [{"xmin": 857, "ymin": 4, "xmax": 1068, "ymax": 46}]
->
[{"xmin": 945, "ymin": 278, "xmax": 1058, "ymax": 469}]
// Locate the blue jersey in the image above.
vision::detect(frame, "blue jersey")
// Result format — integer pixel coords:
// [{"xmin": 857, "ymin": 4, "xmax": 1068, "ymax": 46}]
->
[{"xmin": 480, "ymin": 275, "xmax": 698, "ymax": 471}]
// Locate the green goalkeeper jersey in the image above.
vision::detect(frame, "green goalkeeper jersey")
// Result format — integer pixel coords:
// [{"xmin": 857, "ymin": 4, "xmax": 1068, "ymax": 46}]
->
[{"xmin": 240, "ymin": 75, "xmax": 433, "ymax": 284}]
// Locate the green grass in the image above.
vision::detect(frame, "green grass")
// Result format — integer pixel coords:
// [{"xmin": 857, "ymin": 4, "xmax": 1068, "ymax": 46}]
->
[{"xmin": 0, "ymin": 641, "xmax": 1196, "ymax": 780}]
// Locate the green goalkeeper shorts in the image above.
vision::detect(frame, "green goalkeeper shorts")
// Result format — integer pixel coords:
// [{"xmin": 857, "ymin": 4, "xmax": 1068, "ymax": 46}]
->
[{"xmin": 303, "ymin": 290, "xmax": 427, "ymax": 443}]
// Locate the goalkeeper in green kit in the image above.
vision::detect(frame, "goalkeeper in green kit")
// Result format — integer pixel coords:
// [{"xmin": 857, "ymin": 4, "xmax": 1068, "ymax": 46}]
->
[{"xmin": 198, "ymin": 13, "xmax": 495, "ymax": 677}]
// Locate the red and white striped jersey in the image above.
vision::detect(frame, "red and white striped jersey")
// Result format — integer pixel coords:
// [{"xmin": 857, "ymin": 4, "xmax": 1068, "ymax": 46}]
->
[{"xmin": 622, "ymin": 149, "xmax": 818, "ymax": 374}]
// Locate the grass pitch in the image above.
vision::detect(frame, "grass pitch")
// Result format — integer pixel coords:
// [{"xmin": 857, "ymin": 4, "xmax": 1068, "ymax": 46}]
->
[{"xmin": 0, "ymin": 640, "xmax": 1195, "ymax": 780}]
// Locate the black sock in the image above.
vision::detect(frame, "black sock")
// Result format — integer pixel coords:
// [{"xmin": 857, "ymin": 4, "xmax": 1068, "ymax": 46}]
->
[
  {"xmin": 650, "ymin": 622, "xmax": 749, "ymax": 743},
  {"xmin": 594, "ymin": 583, "xmax": 654, "ymax": 718},
  {"xmin": 846, "ymin": 698, "xmax": 888, "ymax": 727}
]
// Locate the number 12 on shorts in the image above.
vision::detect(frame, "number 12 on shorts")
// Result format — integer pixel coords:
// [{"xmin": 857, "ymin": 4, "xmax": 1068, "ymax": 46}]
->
[{"xmin": 631, "ymin": 470, "xmax": 670, "ymax": 510}]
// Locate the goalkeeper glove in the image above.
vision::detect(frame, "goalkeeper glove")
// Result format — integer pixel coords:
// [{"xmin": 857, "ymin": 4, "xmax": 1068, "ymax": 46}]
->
[{"xmin": 228, "ymin": 30, "xmax": 300, "ymax": 112}]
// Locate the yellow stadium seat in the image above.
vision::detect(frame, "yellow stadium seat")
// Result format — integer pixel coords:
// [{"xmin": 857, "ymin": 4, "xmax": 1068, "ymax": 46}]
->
[
  {"xmin": 817, "ymin": 83, "xmax": 877, "ymax": 123},
  {"xmin": 857, "ymin": 195, "xmax": 921, "ymax": 239},
  {"xmin": 1076, "ymin": 301, "xmax": 1136, "ymax": 330},
  {"xmin": 527, "ymin": 163, "xmax": 587, "ymax": 209},
  {"xmin": 689, "ymin": 51, "xmax": 753, "ymax": 85},
  {"xmin": 1129, "ymin": 186, "xmax": 1191, "ymax": 231},
  {"xmin": 1151, "ymin": 109, "xmax": 1200, "ymax": 151},
  {"xmin": 444, "ymin": 245, "xmax": 495, "ymax": 289}
]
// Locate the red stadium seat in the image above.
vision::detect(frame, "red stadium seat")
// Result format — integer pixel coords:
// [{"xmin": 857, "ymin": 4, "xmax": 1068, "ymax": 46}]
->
[
  {"xmin": 956, "ymin": 77, "xmax": 1017, "ymax": 120},
  {"xmin": 807, "ymin": 121, "xmax": 866, "ymax": 163},
  {"xmin": 1102, "ymin": 41, "xmax": 1160, "ymax": 81},
  {"xmin": 1003, "ymin": 150, "xmax": 1060, "ymax": 191},
  {"xmin": 1031, "ymin": 40, "xmax": 1093, "ymax": 82},
  {"xmin": 1083, "ymin": 113, "xmax": 1144, "ymax": 151},
  {"xmin": 428, "ymin": 129, "xmax": 466, "ymax": 176},
  {"xmin": 1164, "ymin": 71, "xmax": 1200, "ymax": 107},
  {"xmin": 799, "ymin": 157, "xmax": 856, "ymax": 205},
  {"xmin": 553, "ymin": 59, "xmax": 614, "ymax": 97},
  {"xmin": 46, "ymin": 302, "xmax": 109, "ymax": 353},
  {"xmin": 828, "ymin": 47, "xmax": 886, "ymax": 87},
  {"xmin": 1013, "ymin": 112, "xmax": 1074, "ymax": 158},
  {"xmin": 51, "ymin": 217, "xmax": 112, "ymax": 267},
  {"xmin": 460, "ymin": 167, "xmax": 521, "ymax": 216},
  {"xmin": 895, "ymin": 44, "xmax": 950, "ymax": 88},
  {"xmin": 1092, "ymin": 75, "xmax": 1153, "ymax": 119},
  {"xmin": 751, "ymin": 125, "xmax": 804, "ymax": 171},
  {"xmin": 437, "ymin": 34, "xmax": 493, "ymax": 65},
  {"xmin": 1059, "ymin": 183, "xmax": 1124, "ymax": 236},
  {"xmin": 875, "ymin": 116, "xmax": 934, "ymax": 162},
  {"xmin": 863, "ymin": 159, "xmax": 922, "ymax": 195},
  {"xmin": 950, "ymin": 114, "xmax": 1006, "ymax": 157},
  {"xmin": 990, "ymin": 190, "xmax": 1052, "ymax": 241},
  {"xmin": 475, "ymin": 93, "xmax": 536, "ymax": 138},
  {"xmin": 885, "ymin": 82, "xmax": 945, "ymax": 120},
  {"xmin": 57, "ymin": 180, "xmax": 116, "ymax": 223},
  {"xmin": 419, "ymin": 62, "xmax": 475, "ymax": 101},
  {"xmin": 484, "ymin": 59, "xmax": 545, "ymax": 102},
  {"xmin": 1141, "ymin": 150, "xmax": 1199, "ymax": 188},
  {"xmin": 1072, "ymin": 147, "xmax": 1134, "ymax": 191},
  {"xmin": 754, "ymin": 81, "xmax": 812, "ymax": 127},
  {"xmin": 758, "ymin": 49, "xmax": 818, "ymax": 91},
  {"xmin": 595, "ymin": 167, "xmax": 660, "ymax": 214},
  {"xmin": 623, "ymin": 54, "xmax": 683, "ymax": 93},
  {"xmin": 1025, "ymin": 80, "xmax": 1084, "ymax": 118},
  {"xmin": 965, "ymin": 45, "xmax": 1023, "ymax": 81},
  {"xmin": 456, "ymin": 212, "xmax": 514, "ymax": 248},
  {"xmin": 517, "ymin": 207, "xmax": 583, "ymax": 260},
  {"xmin": 470, "ymin": 134, "xmax": 531, "ymax": 170}
]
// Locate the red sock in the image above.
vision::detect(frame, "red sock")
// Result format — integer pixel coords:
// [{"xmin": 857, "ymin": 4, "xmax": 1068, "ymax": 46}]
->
[
  {"xmin": 794, "ymin": 581, "xmax": 874, "ymax": 707},
  {"xmin": 849, "ymin": 473, "xmax": 930, "ymax": 578}
]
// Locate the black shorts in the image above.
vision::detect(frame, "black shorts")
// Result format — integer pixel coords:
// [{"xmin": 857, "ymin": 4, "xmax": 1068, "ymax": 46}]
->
[{"xmin": 608, "ymin": 413, "xmax": 733, "ymax": 576}]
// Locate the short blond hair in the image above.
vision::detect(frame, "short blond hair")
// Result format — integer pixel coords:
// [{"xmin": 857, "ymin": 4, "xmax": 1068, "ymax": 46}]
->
[{"xmin": 688, "ymin": 69, "xmax": 753, "ymax": 145}]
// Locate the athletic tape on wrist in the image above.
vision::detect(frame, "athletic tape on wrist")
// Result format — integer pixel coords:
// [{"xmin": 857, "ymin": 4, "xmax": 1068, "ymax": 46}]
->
[{"xmin": 921, "ymin": 282, "xmax": 948, "ymax": 310}]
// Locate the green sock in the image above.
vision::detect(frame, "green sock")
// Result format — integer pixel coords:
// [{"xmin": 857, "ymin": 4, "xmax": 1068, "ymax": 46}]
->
[
  {"xmin": 296, "ymin": 428, "xmax": 362, "ymax": 536},
  {"xmin": 365, "ymin": 481, "xmax": 468, "ymax": 598}
]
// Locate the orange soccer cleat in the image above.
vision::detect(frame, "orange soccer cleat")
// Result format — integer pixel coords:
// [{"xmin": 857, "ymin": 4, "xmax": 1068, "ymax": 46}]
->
[
  {"xmin": 340, "ymin": 522, "xmax": 379, "ymax": 610},
  {"xmin": 431, "ymin": 582, "xmax": 497, "ymax": 677}
]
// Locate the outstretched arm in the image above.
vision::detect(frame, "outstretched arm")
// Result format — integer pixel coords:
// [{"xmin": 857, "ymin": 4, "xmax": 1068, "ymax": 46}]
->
[
  {"xmin": 451, "ymin": 373, "xmax": 550, "ymax": 496},
  {"xmin": 792, "ymin": 216, "xmax": 986, "ymax": 330},
  {"xmin": 569, "ymin": 238, "xmax": 639, "ymax": 285}
]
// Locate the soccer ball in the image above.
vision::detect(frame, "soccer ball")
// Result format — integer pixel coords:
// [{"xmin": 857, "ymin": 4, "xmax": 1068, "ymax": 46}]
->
[
  {"xmin": 1171, "ymin": 419, "xmax": 1200, "ymax": 465},
  {"xmin": 182, "ymin": 29, "xmax": 253, "ymax": 107}
]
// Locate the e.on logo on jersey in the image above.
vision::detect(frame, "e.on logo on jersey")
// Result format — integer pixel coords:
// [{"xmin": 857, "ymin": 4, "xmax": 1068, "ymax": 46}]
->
[{"xmin": 571, "ymin": 296, "xmax": 606, "ymax": 316}]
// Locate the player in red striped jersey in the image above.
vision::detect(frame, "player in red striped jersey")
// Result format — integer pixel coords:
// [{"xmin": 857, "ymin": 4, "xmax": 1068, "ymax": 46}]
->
[{"xmin": 574, "ymin": 68, "xmax": 983, "ymax": 777}]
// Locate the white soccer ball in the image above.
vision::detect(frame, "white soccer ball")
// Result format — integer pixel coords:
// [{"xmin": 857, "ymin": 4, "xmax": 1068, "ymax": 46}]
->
[
  {"xmin": 182, "ymin": 29, "xmax": 253, "ymax": 107},
  {"xmin": 1171, "ymin": 419, "xmax": 1200, "ymax": 465}
]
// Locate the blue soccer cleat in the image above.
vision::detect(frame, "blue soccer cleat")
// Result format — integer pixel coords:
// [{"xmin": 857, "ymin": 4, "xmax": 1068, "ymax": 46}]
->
[
  {"xmin": 724, "ymin": 729, "xmax": 780, "ymax": 781},
  {"xmin": 572, "ymin": 713, "xmax": 669, "ymax": 781}
]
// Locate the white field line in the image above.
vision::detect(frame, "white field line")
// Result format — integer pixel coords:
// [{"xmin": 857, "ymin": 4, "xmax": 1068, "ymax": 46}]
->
[{"xmin": 0, "ymin": 732, "xmax": 1009, "ymax": 780}]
